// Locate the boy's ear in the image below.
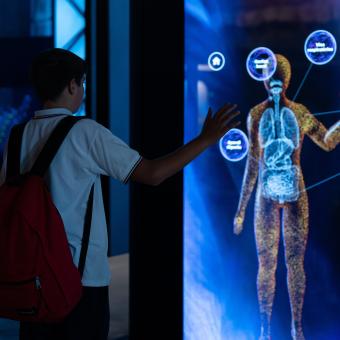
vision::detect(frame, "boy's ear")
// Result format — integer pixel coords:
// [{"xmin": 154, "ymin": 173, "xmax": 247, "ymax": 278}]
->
[{"xmin": 67, "ymin": 78, "xmax": 77, "ymax": 95}]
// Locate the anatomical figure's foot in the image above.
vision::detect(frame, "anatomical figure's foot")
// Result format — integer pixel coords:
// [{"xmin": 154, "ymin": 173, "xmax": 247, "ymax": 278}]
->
[
  {"xmin": 291, "ymin": 323, "xmax": 305, "ymax": 340},
  {"xmin": 259, "ymin": 323, "xmax": 271, "ymax": 340}
]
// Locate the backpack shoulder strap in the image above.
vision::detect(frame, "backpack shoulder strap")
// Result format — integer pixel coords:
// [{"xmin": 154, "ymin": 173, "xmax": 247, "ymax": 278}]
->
[
  {"xmin": 33, "ymin": 115, "xmax": 93, "ymax": 278},
  {"xmin": 30, "ymin": 116, "xmax": 86, "ymax": 177},
  {"xmin": 6, "ymin": 123, "xmax": 27, "ymax": 181},
  {"xmin": 7, "ymin": 115, "xmax": 93, "ymax": 279},
  {"xmin": 78, "ymin": 183, "xmax": 94, "ymax": 277}
]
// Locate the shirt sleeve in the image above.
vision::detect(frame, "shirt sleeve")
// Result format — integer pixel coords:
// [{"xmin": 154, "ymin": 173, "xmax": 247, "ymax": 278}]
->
[{"xmin": 87, "ymin": 123, "xmax": 142, "ymax": 183}]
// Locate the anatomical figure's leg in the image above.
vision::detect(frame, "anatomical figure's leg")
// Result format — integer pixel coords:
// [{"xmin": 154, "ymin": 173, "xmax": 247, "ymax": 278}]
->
[
  {"xmin": 255, "ymin": 194, "xmax": 281, "ymax": 340},
  {"xmin": 283, "ymin": 195, "xmax": 309, "ymax": 340}
]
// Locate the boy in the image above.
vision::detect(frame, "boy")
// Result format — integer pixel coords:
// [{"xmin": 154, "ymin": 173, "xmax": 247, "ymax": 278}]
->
[{"xmin": 0, "ymin": 48, "xmax": 239, "ymax": 340}]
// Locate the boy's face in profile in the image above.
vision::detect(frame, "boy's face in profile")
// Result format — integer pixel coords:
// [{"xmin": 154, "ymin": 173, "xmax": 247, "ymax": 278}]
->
[{"xmin": 70, "ymin": 74, "xmax": 86, "ymax": 112}]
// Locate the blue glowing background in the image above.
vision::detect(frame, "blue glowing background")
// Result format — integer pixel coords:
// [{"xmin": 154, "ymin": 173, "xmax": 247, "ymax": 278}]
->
[
  {"xmin": 55, "ymin": 0, "xmax": 86, "ymax": 116},
  {"xmin": 184, "ymin": 1, "xmax": 340, "ymax": 339}
]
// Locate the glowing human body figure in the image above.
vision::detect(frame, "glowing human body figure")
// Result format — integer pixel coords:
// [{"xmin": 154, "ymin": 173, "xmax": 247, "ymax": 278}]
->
[{"xmin": 233, "ymin": 55, "xmax": 340, "ymax": 340}]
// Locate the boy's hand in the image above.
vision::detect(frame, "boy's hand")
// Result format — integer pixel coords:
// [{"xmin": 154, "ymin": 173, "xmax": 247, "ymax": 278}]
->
[
  {"xmin": 199, "ymin": 103, "xmax": 240, "ymax": 146},
  {"xmin": 130, "ymin": 103, "xmax": 241, "ymax": 186}
]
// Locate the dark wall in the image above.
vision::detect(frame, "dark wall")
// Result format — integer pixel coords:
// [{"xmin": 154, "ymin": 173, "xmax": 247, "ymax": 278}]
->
[
  {"xmin": 130, "ymin": 1, "xmax": 184, "ymax": 339},
  {"xmin": 0, "ymin": 1, "xmax": 30, "ymax": 37},
  {"xmin": 0, "ymin": 38, "xmax": 53, "ymax": 87}
]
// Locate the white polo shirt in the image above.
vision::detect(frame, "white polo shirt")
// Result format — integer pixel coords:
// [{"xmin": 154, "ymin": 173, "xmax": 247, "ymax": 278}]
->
[{"xmin": 0, "ymin": 108, "xmax": 141, "ymax": 287}]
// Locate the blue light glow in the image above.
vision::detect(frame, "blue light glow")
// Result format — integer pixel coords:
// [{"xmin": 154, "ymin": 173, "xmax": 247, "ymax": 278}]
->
[
  {"xmin": 55, "ymin": 0, "xmax": 85, "ymax": 58},
  {"xmin": 303, "ymin": 171, "xmax": 340, "ymax": 193},
  {"xmin": 304, "ymin": 30, "xmax": 337, "ymax": 65},
  {"xmin": 184, "ymin": 165, "xmax": 258, "ymax": 340},
  {"xmin": 55, "ymin": 0, "xmax": 86, "ymax": 115},
  {"xmin": 314, "ymin": 109, "xmax": 340, "ymax": 116}
]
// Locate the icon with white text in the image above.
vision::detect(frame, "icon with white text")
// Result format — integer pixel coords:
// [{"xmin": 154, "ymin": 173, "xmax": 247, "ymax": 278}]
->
[
  {"xmin": 246, "ymin": 47, "xmax": 277, "ymax": 81},
  {"xmin": 304, "ymin": 30, "xmax": 337, "ymax": 65},
  {"xmin": 219, "ymin": 128, "xmax": 249, "ymax": 162}
]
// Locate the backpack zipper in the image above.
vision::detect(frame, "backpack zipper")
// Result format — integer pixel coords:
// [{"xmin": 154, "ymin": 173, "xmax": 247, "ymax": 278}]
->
[
  {"xmin": 35, "ymin": 276, "xmax": 41, "ymax": 289},
  {"xmin": 0, "ymin": 276, "xmax": 41, "ymax": 289},
  {"xmin": 0, "ymin": 276, "xmax": 43, "ymax": 316}
]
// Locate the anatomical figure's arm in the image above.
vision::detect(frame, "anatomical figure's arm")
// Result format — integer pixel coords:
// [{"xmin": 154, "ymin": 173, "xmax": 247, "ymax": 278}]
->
[
  {"xmin": 302, "ymin": 106, "xmax": 340, "ymax": 151},
  {"xmin": 234, "ymin": 112, "xmax": 260, "ymax": 235}
]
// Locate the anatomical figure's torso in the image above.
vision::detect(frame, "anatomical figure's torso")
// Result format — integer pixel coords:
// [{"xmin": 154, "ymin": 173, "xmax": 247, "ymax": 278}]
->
[
  {"xmin": 259, "ymin": 98, "xmax": 301, "ymax": 203},
  {"xmin": 253, "ymin": 96, "xmax": 311, "ymax": 204}
]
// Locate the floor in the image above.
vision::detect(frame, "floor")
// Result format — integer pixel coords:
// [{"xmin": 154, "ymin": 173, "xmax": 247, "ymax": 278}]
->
[{"xmin": 0, "ymin": 254, "xmax": 129, "ymax": 340}]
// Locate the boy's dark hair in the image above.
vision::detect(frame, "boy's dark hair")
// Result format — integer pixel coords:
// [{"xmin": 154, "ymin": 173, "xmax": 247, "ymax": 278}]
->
[{"xmin": 30, "ymin": 48, "xmax": 86, "ymax": 102}]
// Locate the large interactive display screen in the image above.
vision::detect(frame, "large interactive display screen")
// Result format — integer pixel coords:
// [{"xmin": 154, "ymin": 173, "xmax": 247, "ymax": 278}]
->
[{"xmin": 184, "ymin": 1, "xmax": 340, "ymax": 339}]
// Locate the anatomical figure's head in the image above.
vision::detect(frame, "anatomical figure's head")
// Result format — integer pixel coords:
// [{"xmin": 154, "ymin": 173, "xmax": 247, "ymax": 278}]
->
[{"xmin": 264, "ymin": 54, "xmax": 292, "ymax": 97}]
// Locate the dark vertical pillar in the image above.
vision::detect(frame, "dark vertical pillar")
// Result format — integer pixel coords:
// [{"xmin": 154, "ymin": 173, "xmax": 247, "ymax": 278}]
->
[
  {"xmin": 95, "ymin": 0, "xmax": 111, "ymax": 255},
  {"xmin": 85, "ymin": 0, "xmax": 96, "ymax": 120},
  {"xmin": 96, "ymin": 0, "xmax": 109, "ymax": 126},
  {"xmin": 130, "ymin": 1, "xmax": 184, "ymax": 339},
  {"xmin": 108, "ymin": 0, "xmax": 131, "ymax": 256}
]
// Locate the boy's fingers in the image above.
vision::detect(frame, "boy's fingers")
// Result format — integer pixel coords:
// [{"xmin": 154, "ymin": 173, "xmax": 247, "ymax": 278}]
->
[
  {"xmin": 214, "ymin": 103, "xmax": 230, "ymax": 115},
  {"xmin": 205, "ymin": 107, "xmax": 212, "ymax": 122},
  {"xmin": 228, "ymin": 120, "xmax": 241, "ymax": 129},
  {"xmin": 215, "ymin": 103, "xmax": 237, "ymax": 118},
  {"xmin": 230, "ymin": 120, "xmax": 241, "ymax": 128},
  {"xmin": 219, "ymin": 110, "xmax": 240, "ymax": 124},
  {"xmin": 222, "ymin": 120, "xmax": 241, "ymax": 133}
]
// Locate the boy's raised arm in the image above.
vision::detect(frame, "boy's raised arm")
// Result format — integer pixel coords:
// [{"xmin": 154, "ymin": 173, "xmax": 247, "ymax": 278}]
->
[{"xmin": 130, "ymin": 103, "xmax": 240, "ymax": 186}]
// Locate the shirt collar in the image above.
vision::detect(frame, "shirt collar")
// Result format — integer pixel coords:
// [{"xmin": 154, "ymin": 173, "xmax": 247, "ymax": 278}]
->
[{"xmin": 34, "ymin": 108, "xmax": 73, "ymax": 118}]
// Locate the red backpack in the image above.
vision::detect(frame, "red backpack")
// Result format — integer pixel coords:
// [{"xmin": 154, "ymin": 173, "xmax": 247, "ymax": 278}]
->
[{"xmin": 0, "ymin": 116, "xmax": 93, "ymax": 322}]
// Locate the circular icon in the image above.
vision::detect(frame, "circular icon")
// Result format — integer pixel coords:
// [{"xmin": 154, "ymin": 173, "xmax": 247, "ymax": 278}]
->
[
  {"xmin": 208, "ymin": 52, "xmax": 226, "ymax": 71},
  {"xmin": 246, "ymin": 47, "xmax": 277, "ymax": 81},
  {"xmin": 219, "ymin": 128, "xmax": 249, "ymax": 162},
  {"xmin": 304, "ymin": 30, "xmax": 337, "ymax": 65}
]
